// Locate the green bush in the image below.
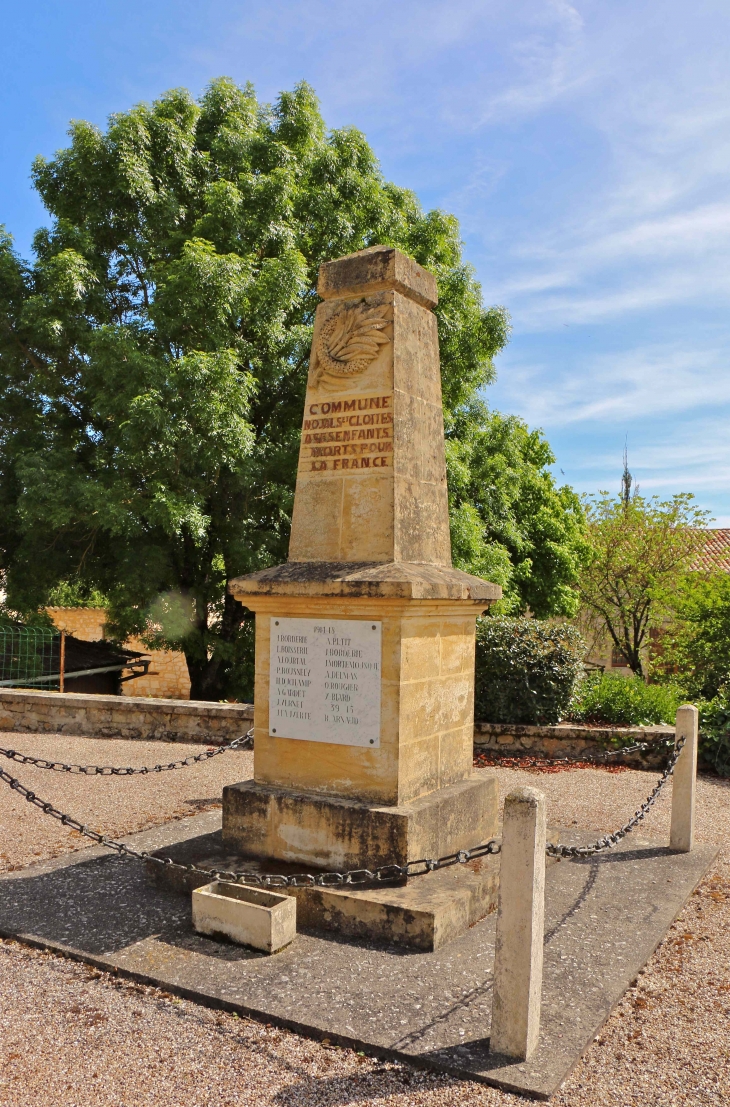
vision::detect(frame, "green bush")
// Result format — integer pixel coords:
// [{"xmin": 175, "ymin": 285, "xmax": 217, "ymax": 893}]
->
[
  {"xmin": 566, "ymin": 673, "xmax": 684, "ymax": 726},
  {"xmin": 699, "ymin": 692, "xmax": 730, "ymax": 776},
  {"xmin": 653, "ymin": 573, "xmax": 730, "ymax": 701},
  {"xmin": 474, "ymin": 617, "xmax": 585, "ymax": 725}
]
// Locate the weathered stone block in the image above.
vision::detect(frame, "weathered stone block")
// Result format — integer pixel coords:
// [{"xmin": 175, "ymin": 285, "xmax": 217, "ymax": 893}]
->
[
  {"xmin": 149, "ymin": 824, "xmax": 504, "ymax": 952},
  {"xmin": 291, "ymin": 857, "xmax": 499, "ymax": 950},
  {"xmin": 317, "ymin": 244, "xmax": 438, "ymax": 310},
  {"xmin": 192, "ymin": 881, "xmax": 296, "ymax": 953},
  {"xmin": 222, "ymin": 772, "xmax": 498, "ymax": 871}
]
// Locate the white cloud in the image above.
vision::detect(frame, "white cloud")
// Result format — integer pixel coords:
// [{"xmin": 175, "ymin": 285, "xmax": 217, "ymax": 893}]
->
[
  {"xmin": 467, "ymin": 1, "xmax": 588, "ymax": 125},
  {"xmin": 498, "ymin": 341, "xmax": 730, "ymax": 429},
  {"xmin": 544, "ymin": 423, "xmax": 730, "ymax": 513},
  {"xmin": 433, "ymin": 5, "xmax": 730, "ymax": 335},
  {"xmin": 601, "ymin": 426, "xmax": 730, "ymax": 511},
  {"xmin": 98, "ymin": 0, "xmax": 730, "ymax": 515}
]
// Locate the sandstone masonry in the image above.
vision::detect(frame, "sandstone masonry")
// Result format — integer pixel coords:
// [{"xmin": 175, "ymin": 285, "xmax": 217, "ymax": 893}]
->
[{"xmin": 0, "ymin": 688, "xmax": 252, "ymax": 745}]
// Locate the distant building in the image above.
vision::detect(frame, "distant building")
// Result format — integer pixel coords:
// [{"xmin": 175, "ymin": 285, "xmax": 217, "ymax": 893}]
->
[
  {"xmin": 46, "ymin": 608, "xmax": 191, "ymax": 699},
  {"xmin": 690, "ymin": 529, "xmax": 730, "ymax": 573}
]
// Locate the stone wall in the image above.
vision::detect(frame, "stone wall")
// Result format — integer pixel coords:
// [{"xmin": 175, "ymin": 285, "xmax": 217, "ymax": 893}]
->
[
  {"xmin": 46, "ymin": 607, "xmax": 191, "ymax": 700},
  {"xmin": 0, "ymin": 689, "xmax": 252, "ymax": 745},
  {"xmin": 0, "ymin": 686, "xmax": 678, "ymax": 767},
  {"xmin": 474, "ymin": 721, "xmax": 675, "ymax": 769}
]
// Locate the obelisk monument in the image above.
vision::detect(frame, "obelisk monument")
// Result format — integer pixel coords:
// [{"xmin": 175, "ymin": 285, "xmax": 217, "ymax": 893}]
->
[{"xmin": 224, "ymin": 245, "xmax": 501, "ymax": 873}]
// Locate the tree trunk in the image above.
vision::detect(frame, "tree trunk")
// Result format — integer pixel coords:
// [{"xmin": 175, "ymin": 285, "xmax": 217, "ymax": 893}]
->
[{"xmin": 184, "ymin": 590, "xmax": 249, "ymax": 701}]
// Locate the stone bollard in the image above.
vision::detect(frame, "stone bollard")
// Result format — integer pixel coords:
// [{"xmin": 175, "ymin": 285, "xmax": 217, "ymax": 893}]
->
[
  {"xmin": 490, "ymin": 786, "xmax": 546, "ymax": 1060},
  {"xmin": 670, "ymin": 704, "xmax": 698, "ymax": 853}
]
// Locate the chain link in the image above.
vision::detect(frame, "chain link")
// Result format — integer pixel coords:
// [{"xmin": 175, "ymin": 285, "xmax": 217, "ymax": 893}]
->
[
  {"xmin": 545, "ymin": 736, "xmax": 686, "ymax": 858},
  {"xmin": 0, "ymin": 734, "xmax": 688, "ymax": 881},
  {"xmin": 0, "ymin": 762, "xmax": 500, "ymax": 885},
  {"xmin": 0, "ymin": 728, "xmax": 253, "ymax": 776}
]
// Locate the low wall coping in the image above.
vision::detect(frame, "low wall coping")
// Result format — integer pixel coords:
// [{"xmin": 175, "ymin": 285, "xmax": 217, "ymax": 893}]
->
[
  {"xmin": 474, "ymin": 721, "xmax": 675, "ymax": 743},
  {"xmin": 0, "ymin": 688, "xmax": 253, "ymax": 718}
]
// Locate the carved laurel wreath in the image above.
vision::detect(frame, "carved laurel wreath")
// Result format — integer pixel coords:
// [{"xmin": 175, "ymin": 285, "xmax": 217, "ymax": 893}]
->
[{"xmin": 314, "ymin": 303, "xmax": 391, "ymax": 381}]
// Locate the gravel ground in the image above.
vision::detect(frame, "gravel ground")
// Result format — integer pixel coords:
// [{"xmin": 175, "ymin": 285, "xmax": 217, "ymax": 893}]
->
[
  {"xmin": 1, "ymin": 732, "xmax": 729, "ymax": 1106},
  {"xmin": 0, "ymin": 733, "xmax": 254, "ymax": 873}
]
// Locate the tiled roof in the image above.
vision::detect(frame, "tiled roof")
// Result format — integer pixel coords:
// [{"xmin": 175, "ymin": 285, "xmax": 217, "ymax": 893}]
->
[{"xmin": 692, "ymin": 529, "xmax": 730, "ymax": 572}]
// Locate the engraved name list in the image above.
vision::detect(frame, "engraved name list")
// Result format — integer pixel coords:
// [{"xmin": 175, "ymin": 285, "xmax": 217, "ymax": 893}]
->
[{"xmin": 269, "ymin": 617, "xmax": 382, "ymax": 747}]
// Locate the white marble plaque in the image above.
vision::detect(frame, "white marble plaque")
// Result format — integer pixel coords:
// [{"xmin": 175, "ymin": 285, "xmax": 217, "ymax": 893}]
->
[{"xmin": 269, "ymin": 617, "xmax": 381, "ymax": 747}]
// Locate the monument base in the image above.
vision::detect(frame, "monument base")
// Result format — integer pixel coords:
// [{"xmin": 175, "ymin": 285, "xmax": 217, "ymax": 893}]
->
[
  {"xmin": 221, "ymin": 772, "xmax": 498, "ymax": 871},
  {"xmin": 291, "ymin": 855, "xmax": 501, "ymax": 950},
  {"xmin": 146, "ymin": 822, "xmax": 504, "ymax": 951}
]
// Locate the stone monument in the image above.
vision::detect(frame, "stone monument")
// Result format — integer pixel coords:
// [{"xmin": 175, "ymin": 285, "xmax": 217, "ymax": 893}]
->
[{"xmin": 222, "ymin": 245, "xmax": 502, "ymax": 946}]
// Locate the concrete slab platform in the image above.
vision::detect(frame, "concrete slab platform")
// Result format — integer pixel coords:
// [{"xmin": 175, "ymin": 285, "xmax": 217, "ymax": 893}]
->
[{"xmin": 0, "ymin": 811, "xmax": 717, "ymax": 1099}]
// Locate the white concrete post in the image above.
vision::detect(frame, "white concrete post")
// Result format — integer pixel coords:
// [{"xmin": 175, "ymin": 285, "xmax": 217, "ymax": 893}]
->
[
  {"xmin": 670, "ymin": 704, "xmax": 698, "ymax": 853},
  {"xmin": 490, "ymin": 786, "xmax": 546, "ymax": 1060}
]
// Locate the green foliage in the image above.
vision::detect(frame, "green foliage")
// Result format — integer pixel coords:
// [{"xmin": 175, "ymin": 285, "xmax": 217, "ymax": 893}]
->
[
  {"xmin": 654, "ymin": 573, "xmax": 730, "ymax": 700},
  {"xmin": 474, "ymin": 616, "xmax": 585, "ymax": 724},
  {"xmin": 567, "ymin": 673, "xmax": 684, "ymax": 727},
  {"xmin": 447, "ymin": 401, "xmax": 588, "ymax": 615},
  {"xmin": 45, "ymin": 581, "xmax": 109, "ymax": 609},
  {"xmin": 699, "ymin": 692, "xmax": 730, "ymax": 776},
  {"xmin": 578, "ymin": 491, "xmax": 710, "ymax": 676},
  {"xmin": 0, "ymin": 77, "xmax": 585, "ymax": 698},
  {"xmin": 0, "ymin": 606, "xmax": 53, "ymax": 629}
]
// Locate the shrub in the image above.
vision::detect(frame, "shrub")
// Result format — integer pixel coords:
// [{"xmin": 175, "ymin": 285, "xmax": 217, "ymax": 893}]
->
[
  {"xmin": 699, "ymin": 692, "xmax": 730, "ymax": 776},
  {"xmin": 474, "ymin": 617, "xmax": 585, "ymax": 725},
  {"xmin": 566, "ymin": 672, "xmax": 684, "ymax": 726}
]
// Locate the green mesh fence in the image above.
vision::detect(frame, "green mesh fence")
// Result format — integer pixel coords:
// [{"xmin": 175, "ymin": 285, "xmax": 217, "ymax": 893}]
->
[{"xmin": 0, "ymin": 626, "xmax": 61, "ymax": 689}]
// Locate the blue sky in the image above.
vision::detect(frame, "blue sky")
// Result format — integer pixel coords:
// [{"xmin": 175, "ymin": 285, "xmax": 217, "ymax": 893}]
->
[{"xmin": 2, "ymin": 1, "xmax": 729, "ymax": 521}]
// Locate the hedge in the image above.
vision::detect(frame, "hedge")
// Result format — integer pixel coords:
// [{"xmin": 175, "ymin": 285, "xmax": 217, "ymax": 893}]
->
[
  {"xmin": 474, "ymin": 617, "xmax": 585, "ymax": 725},
  {"xmin": 699, "ymin": 693, "xmax": 730, "ymax": 776}
]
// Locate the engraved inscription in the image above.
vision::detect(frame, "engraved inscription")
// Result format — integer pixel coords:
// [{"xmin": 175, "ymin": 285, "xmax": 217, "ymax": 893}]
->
[
  {"xmin": 314, "ymin": 303, "xmax": 391, "ymax": 382},
  {"xmin": 269, "ymin": 618, "xmax": 381, "ymax": 747},
  {"xmin": 298, "ymin": 393, "xmax": 393, "ymax": 475}
]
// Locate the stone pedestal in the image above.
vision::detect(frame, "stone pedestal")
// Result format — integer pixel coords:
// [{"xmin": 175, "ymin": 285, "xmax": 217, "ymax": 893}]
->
[
  {"xmin": 223, "ymin": 772, "xmax": 498, "ymax": 872},
  {"xmin": 223, "ymin": 246, "xmax": 501, "ymax": 941},
  {"xmin": 148, "ymin": 828, "xmax": 503, "ymax": 951}
]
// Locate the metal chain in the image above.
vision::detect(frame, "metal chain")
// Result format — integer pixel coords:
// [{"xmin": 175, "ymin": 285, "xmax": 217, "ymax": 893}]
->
[
  {"xmin": 546, "ymin": 736, "xmax": 686, "ymax": 858},
  {"xmin": 0, "ymin": 735, "xmax": 687, "ymax": 880},
  {"xmin": 0, "ymin": 728, "xmax": 254, "ymax": 776},
  {"xmin": 0, "ymin": 762, "xmax": 500, "ymax": 885}
]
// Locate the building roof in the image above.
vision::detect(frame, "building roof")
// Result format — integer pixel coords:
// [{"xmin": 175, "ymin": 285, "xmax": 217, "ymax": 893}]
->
[{"xmin": 692, "ymin": 529, "xmax": 730, "ymax": 573}]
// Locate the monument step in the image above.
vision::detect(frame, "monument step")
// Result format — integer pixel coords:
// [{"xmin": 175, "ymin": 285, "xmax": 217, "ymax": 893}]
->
[
  {"xmin": 221, "ymin": 773, "xmax": 499, "ymax": 871},
  {"xmin": 145, "ymin": 826, "xmax": 513, "ymax": 951},
  {"xmin": 146, "ymin": 824, "xmax": 564, "ymax": 951}
]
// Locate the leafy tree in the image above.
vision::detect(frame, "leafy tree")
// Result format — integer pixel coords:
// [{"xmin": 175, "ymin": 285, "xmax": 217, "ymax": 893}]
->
[
  {"xmin": 0, "ymin": 78, "xmax": 584, "ymax": 699},
  {"xmin": 577, "ymin": 490, "xmax": 709, "ymax": 677},
  {"xmin": 447, "ymin": 400, "xmax": 587, "ymax": 616},
  {"xmin": 654, "ymin": 572, "xmax": 730, "ymax": 699}
]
